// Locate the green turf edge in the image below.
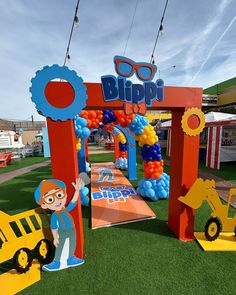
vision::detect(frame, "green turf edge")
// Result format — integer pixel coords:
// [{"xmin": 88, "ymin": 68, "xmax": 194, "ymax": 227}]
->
[{"xmin": 0, "ymin": 157, "xmax": 50, "ymax": 175}]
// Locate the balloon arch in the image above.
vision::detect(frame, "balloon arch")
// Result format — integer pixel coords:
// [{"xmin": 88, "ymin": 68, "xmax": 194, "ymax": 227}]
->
[{"xmin": 74, "ymin": 110, "xmax": 170, "ymax": 202}]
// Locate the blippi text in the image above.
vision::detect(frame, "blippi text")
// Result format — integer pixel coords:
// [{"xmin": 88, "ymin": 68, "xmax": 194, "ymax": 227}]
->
[
  {"xmin": 92, "ymin": 187, "xmax": 136, "ymax": 200},
  {"xmin": 101, "ymin": 76, "xmax": 164, "ymax": 106}
]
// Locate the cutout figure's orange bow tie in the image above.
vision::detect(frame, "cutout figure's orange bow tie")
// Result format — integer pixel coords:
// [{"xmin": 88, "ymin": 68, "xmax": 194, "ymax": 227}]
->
[{"xmin": 124, "ymin": 102, "xmax": 146, "ymax": 116}]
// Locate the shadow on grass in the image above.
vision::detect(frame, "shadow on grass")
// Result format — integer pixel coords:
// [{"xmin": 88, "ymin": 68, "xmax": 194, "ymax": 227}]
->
[{"xmin": 114, "ymin": 217, "xmax": 176, "ymax": 239}]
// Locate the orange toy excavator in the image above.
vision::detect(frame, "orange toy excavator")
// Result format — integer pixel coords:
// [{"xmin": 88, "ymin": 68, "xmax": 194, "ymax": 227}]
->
[{"xmin": 179, "ymin": 178, "xmax": 236, "ymax": 241}]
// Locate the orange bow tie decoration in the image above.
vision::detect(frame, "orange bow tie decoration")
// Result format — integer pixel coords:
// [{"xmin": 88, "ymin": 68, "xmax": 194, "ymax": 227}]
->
[{"xmin": 123, "ymin": 102, "xmax": 147, "ymax": 116}]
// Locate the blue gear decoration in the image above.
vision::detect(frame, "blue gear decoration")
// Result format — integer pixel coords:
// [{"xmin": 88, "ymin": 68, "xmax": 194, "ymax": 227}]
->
[{"xmin": 30, "ymin": 64, "xmax": 87, "ymax": 121}]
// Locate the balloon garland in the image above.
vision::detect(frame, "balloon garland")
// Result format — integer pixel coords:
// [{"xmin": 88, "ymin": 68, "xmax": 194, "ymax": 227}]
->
[
  {"xmin": 76, "ymin": 137, "xmax": 81, "ymax": 151},
  {"xmin": 74, "ymin": 111, "xmax": 169, "ymax": 201},
  {"xmin": 74, "ymin": 115, "xmax": 90, "ymax": 142},
  {"xmin": 113, "ymin": 127, "xmax": 128, "ymax": 170}
]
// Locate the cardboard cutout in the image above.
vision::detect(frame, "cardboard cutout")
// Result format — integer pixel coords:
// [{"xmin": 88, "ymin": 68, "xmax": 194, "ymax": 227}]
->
[{"xmin": 34, "ymin": 177, "xmax": 85, "ymax": 271}]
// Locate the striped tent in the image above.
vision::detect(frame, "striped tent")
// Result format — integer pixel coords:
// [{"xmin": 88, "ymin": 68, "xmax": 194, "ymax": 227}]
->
[{"xmin": 161, "ymin": 112, "xmax": 236, "ymax": 170}]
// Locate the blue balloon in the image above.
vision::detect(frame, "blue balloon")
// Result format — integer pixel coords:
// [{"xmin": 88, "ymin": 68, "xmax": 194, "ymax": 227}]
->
[
  {"xmin": 146, "ymin": 188, "xmax": 155, "ymax": 198},
  {"xmin": 81, "ymin": 186, "xmax": 89, "ymax": 196},
  {"xmin": 80, "ymin": 186, "xmax": 90, "ymax": 206},
  {"xmin": 140, "ymin": 188, "xmax": 145, "ymax": 196},
  {"xmin": 119, "ymin": 142, "xmax": 127, "ymax": 151},
  {"xmin": 103, "ymin": 110, "xmax": 116, "ymax": 124},
  {"xmin": 115, "ymin": 157, "xmax": 128, "ymax": 170},
  {"xmin": 74, "ymin": 115, "xmax": 90, "ymax": 139},
  {"xmin": 82, "ymin": 127, "xmax": 90, "ymax": 138},
  {"xmin": 86, "ymin": 162, "xmax": 91, "ymax": 172},
  {"xmin": 143, "ymin": 181, "xmax": 152, "ymax": 189}
]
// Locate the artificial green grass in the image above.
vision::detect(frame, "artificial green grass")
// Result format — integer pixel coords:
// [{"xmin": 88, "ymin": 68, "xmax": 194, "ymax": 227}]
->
[
  {"xmin": 0, "ymin": 157, "xmax": 49, "ymax": 175},
  {"xmin": 0, "ymin": 154, "xmax": 235, "ymax": 294}
]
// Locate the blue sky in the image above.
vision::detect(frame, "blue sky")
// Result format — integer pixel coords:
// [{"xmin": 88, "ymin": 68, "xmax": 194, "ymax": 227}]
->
[{"xmin": 0, "ymin": 0, "xmax": 235, "ymax": 120}]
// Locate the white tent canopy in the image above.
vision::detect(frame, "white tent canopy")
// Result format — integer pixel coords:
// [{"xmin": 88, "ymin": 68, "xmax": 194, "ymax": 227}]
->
[
  {"xmin": 161, "ymin": 111, "xmax": 236, "ymax": 128},
  {"xmin": 163, "ymin": 111, "xmax": 236, "ymax": 170}
]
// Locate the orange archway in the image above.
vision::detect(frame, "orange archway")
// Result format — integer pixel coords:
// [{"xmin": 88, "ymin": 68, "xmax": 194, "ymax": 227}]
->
[{"xmin": 45, "ymin": 81, "xmax": 202, "ymax": 257}]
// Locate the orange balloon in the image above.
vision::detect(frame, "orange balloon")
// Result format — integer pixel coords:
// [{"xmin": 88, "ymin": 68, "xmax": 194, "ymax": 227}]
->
[
  {"xmin": 115, "ymin": 110, "xmax": 124, "ymax": 116},
  {"xmin": 130, "ymin": 114, "xmax": 135, "ymax": 120},
  {"xmin": 152, "ymin": 172, "xmax": 160, "ymax": 179},
  {"xmin": 144, "ymin": 172, "xmax": 149, "ymax": 178},
  {"xmin": 88, "ymin": 111, "xmax": 96, "ymax": 119},
  {"xmin": 119, "ymin": 118, "xmax": 125, "ymax": 124},
  {"xmin": 91, "ymin": 121, "xmax": 97, "ymax": 128},
  {"xmin": 87, "ymin": 119, "xmax": 92, "ymax": 128}
]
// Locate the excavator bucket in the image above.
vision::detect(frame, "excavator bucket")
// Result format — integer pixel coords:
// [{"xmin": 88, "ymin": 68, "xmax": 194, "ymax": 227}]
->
[
  {"xmin": 178, "ymin": 178, "xmax": 215, "ymax": 209},
  {"xmin": 178, "ymin": 195, "xmax": 203, "ymax": 209}
]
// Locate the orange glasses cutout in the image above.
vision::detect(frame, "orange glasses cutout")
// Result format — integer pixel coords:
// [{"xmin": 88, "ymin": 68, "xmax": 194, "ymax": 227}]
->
[
  {"xmin": 114, "ymin": 56, "xmax": 157, "ymax": 81},
  {"xmin": 41, "ymin": 189, "xmax": 65, "ymax": 205}
]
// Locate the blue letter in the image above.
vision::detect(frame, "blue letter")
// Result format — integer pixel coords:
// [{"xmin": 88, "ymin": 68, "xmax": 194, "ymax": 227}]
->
[
  {"xmin": 92, "ymin": 192, "xmax": 103, "ymax": 200},
  {"xmin": 118, "ymin": 78, "xmax": 125, "ymax": 101},
  {"xmin": 121, "ymin": 189, "xmax": 131, "ymax": 198},
  {"xmin": 112, "ymin": 191, "xmax": 122, "ymax": 199},
  {"xmin": 132, "ymin": 84, "xmax": 145, "ymax": 103},
  {"xmin": 145, "ymin": 82, "xmax": 157, "ymax": 105},
  {"xmin": 156, "ymin": 79, "xmax": 164, "ymax": 101},
  {"xmin": 101, "ymin": 76, "xmax": 118, "ymax": 101}
]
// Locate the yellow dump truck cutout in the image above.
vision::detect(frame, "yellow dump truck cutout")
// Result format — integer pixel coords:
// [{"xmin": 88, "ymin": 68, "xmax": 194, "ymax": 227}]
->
[
  {"xmin": 0, "ymin": 208, "xmax": 53, "ymax": 273},
  {"xmin": 179, "ymin": 178, "xmax": 236, "ymax": 241}
]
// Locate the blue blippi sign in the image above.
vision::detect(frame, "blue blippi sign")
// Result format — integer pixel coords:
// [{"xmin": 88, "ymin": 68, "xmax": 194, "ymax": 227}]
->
[
  {"xmin": 101, "ymin": 56, "xmax": 164, "ymax": 107},
  {"xmin": 92, "ymin": 185, "xmax": 136, "ymax": 201}
]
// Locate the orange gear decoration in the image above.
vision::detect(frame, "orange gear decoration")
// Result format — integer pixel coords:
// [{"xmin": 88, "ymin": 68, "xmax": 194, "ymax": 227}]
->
[{"xmin": 181, "ymin": 108, "xmax": 205, "ymax": 136}]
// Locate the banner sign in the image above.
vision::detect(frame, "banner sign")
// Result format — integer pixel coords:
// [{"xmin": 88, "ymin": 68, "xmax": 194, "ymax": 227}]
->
[
  {"xmin": 91, "ymin": 162, "xmax": 156, "ymax": 229},
  {"xmin": 101, "ymin": 56, "xmax": 164, "ymax": 109},
  {"xmin": 92, "ymin": 185, "xmax": 136, "ymax": 201}
]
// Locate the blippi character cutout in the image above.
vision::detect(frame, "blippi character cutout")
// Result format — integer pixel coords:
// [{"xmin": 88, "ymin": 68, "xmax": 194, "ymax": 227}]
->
[{"xmin": 34, "ymin": 177, "xmax": 84, "ymax": 271}]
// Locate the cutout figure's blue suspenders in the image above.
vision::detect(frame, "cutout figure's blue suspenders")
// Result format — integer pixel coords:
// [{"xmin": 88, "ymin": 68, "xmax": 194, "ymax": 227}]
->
[{"xmin": 55, "ymin": 210, "xmax": 75, "ymax": 229}]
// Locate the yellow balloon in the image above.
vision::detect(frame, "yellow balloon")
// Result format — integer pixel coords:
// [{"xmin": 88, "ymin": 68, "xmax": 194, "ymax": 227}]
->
[
  {"xmin": 147, "ymin": 138, "xmax": 155, "ymax": 146},
  {"xmin": 138, "ymin": 141, "xmax": 144, "ymax": 147}
]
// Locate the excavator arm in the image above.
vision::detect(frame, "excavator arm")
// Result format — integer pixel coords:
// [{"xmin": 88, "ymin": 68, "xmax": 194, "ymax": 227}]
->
[
  {"xmin": 226, "ymin": 188, "xmax": 236, "ymax": 212},
  {"xmin": 178, "ymin": 178, "xmax": 216, "ymax": 210}
]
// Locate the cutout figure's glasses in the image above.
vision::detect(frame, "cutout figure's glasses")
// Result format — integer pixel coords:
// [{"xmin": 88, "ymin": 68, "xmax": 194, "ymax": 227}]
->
[
  {"xmin": 41, "ymin": 189, "xmax": 65, "ymax": 204},
  {"xmin": 114, "ymin": 56, "xmax": 157, "ymax": 81}
]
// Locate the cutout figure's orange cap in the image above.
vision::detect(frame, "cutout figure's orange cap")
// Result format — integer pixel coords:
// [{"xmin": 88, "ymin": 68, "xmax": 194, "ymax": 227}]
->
[{"xmin": 34, "ymin": 179, "xmax": 66, "ymax": 203}]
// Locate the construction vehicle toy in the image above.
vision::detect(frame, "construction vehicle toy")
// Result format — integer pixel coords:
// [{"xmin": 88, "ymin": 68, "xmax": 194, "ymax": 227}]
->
[
  {"xmin": 179, "ymin": 178, "xmax": 236, "ymax": 241},
  {"xmin": 0, "ymin": 208, "xmax": 53, "ymax": 273}
]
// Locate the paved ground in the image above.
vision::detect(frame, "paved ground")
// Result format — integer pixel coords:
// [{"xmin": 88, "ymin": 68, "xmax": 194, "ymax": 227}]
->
[
  {"xmin": 0, "ymin": 160, "xmax": 51, "ymax": 184},
  {"xmin": 198, "ymin": 169, "xmax": 236, "ymax": 208},
  {"xmin": 88, "ymin": 146, "xmax": 113, "ymax": 154}
]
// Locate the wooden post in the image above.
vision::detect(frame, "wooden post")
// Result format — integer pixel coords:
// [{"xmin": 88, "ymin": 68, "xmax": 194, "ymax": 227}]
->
[
  {"xmin": 47, "ymin": 118, "xmax": 84, "ymax": 257},
  {"xmin": 113, "ymin": 134, "xmax": 119, "ymax": 160},
  {"xmin": 168, "ymin": 109, "xmax": 200, "ymax": 240}
]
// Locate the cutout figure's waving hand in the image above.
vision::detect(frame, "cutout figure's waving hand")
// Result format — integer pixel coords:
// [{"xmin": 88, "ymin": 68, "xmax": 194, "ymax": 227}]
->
[{"xmin": 71, "ymin": 177, "xmax": 84, "ymax": 203}]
